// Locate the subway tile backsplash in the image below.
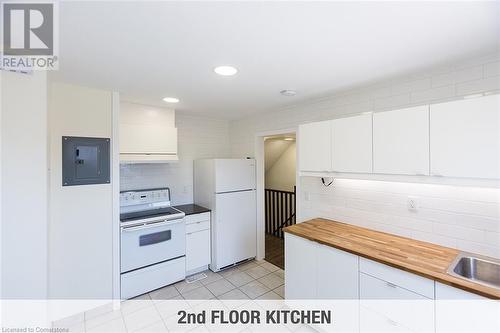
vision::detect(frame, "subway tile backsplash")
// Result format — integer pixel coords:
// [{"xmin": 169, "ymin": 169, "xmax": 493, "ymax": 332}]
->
[{"xmin": 300, "ymin": 177, "xmax": 500, "ymax": 258}]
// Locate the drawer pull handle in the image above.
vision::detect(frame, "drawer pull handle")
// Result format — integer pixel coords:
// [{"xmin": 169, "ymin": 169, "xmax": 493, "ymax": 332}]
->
[{"xmin": 386, "ymin": 282, "xmax": 397, "ymax": 288}]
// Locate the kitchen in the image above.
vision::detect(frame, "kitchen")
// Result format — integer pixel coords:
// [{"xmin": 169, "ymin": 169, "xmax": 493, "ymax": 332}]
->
[{"xmin": 1, "ymin": 1, "xmax": 500, "ymax": 333}]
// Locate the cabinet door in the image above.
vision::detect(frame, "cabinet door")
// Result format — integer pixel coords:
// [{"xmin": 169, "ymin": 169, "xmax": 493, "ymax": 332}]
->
[
  {"xmin": 284, "ymin": 233, "xmax": 317, "ymax": 299},
  {"xmin": 316, "ymin": 244, "xmax": 359, "ymax": 299},
  {"xmin": 186, "ymin": 229, "xmax": 210, "ymax": 272},
  {"xmin": 298, "ymin": 120, "xmax": 332, "ymax": 172},
  {"xmin": 430, "ymin": 95, "xmax": 500, "ymax": 179},
  {"xmin": 120, "ymin": 123, "xmax": 177, "ymax": 154},
  {"xmin": 373, "ymin": 106, "xmax": 429, "ymax": 175},
  {"xmin": 332, "ymin": 114, "xmax": 373, "ymax": 173},
  {"xmin": 435, "ymin": 282, "xmax": 495, "ymax": 333}
]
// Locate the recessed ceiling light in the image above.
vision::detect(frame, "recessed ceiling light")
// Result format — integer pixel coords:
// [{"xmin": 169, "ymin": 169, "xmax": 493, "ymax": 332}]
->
[
  {"xmin": 280, "ymin": 89, "xmax": 297, "ymax": 97},
  {"xmin": 214, "ymin": 66, "xmax": 238, "ymax": 76},
  {"xmin": 162, "ymin": 97, "xmax": 179, "ymax": 103},
  {"xmin": 284, "ymin": 137, "xmax": 295, "ymax": 141}
]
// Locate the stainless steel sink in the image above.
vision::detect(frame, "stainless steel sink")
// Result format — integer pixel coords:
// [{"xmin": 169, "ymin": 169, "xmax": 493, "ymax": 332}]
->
[{"xmin": 447, "ymin": 252, "xmax": 500, "ymax": 289}]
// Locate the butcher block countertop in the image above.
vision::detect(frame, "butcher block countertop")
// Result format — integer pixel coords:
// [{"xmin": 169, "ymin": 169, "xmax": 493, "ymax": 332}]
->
[{"xmin": 284, "ymin": 218, "xmax": 500, "ymax": 299}]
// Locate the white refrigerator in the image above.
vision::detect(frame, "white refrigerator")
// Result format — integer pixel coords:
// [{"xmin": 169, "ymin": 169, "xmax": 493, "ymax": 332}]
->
[{"xmin": 194, "ymin": 159, "xmax": 256, "ymax": 271}]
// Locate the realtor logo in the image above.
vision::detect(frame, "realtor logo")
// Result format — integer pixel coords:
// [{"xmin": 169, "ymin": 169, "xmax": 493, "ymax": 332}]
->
[{"xmin": 1, "ymin": 1, "xmax": 58, "ymax": 70}]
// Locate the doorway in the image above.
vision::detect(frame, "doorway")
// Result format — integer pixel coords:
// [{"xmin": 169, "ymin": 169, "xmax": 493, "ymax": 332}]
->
[{"xmin": 262, "ymin": 133, "xmax": 296, "ymax": 269}]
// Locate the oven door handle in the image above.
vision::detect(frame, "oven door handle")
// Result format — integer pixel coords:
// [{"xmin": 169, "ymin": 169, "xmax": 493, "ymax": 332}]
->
[{"xmin": 121, "ymin": 219, "xmax": 183, "ymax": 232}]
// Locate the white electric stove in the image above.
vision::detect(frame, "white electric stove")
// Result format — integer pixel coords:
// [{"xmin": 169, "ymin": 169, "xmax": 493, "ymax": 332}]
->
[{"xmin": 120, "ymin": 187, "xmax": 186, "ymax": 299}]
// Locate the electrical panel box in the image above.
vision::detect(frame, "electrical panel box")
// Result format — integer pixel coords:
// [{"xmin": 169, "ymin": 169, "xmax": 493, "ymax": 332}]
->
[{"xmin": 62, "ymin": 136, "xmax": 110, "ymax": 186}]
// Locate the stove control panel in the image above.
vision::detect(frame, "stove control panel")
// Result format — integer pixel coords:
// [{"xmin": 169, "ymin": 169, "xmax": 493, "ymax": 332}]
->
[{"xmin": 120, "ymin": 188, "xmax": 171, "ymax": 207}]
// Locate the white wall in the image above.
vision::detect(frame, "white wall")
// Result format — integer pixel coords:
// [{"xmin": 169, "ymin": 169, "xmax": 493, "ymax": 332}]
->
[
  {"xmin": 1, "ymin": 71, "xmax": 48, "ymax": 299},
  {"xmin": 120, "ymin": 114, "xmax": 230, "ymax": 205},
  {"xmin": 265, "ymin": 141, "xmax": 296, "ymax": 192},
  {"xmin": 48, "ymin": 82, "xmax": 113, "ymax": 300},
  {"xmin": 230, "ymin": 52, "xmax": 500, "ymax": 258},
  {"xmin": 265, "ymin": 139, "xmax": 291, "ymax": 172}
]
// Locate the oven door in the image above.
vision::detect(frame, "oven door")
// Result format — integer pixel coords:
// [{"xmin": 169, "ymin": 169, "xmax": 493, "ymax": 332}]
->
[{"xmin": 121, "ymin": 218, "xmax": 185, "ymax": 273}]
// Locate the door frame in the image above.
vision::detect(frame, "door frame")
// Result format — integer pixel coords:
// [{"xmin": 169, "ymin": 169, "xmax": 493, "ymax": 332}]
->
[{"xmin": 254, "ymin": 127, "xmax": 298, "ymax": 261}]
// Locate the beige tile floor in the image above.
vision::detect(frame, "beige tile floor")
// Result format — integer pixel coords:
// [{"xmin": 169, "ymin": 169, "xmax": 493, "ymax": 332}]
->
[{"xmin": 56, "ymin": 260, "xmax": 287, "ymax": 332}]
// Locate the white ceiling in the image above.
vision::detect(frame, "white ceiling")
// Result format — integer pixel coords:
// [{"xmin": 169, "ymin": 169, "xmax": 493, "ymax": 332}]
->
[{"xmin": 53, "ymin": 1, "xmax": 500, "ymax": 119}]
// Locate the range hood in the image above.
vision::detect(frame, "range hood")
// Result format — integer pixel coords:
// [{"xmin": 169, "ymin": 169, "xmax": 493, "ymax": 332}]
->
[{"xmin": 119, "ymin": 102, "xmax": 179, "ymax": 163}]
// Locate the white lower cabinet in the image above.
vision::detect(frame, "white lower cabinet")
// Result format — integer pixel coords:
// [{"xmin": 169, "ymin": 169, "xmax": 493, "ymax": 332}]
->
[
  {"xmin": 285, "ymin": 233, "xmax": 359, "ymax": 299},
  {"xmin": 434, "ymin": 282, "xmax": 498, "ymax": 333},
  {"xmin": 186, "ymin": 229, "xmax": 210, "ymax": 272},
  {"xmin": 284, "ymin": 233, "xmax": 317, "ymax": 299},
  {"xmin": 317, "ymin": 243, "xmax": 359, "ymax": 299},
  {"xmin": 285, "ymin": 233, "xmax": 495, "ymax": 333},
  {"xmin": 185, "ymin": 212, "xmax": 211, "ymax": 274},
  {"xmin": 285, "ymin": 233, "xmax": 359, "ymax": 332}
]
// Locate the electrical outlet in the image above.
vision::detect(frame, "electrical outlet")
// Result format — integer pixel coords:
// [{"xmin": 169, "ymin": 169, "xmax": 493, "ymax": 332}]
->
[{"xmin": 407, "ymin": 196, "xmax": 418, "ymax": 212}]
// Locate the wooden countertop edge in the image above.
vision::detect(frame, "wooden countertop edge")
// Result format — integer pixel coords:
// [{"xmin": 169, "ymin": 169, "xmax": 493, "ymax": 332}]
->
[{"xmin": 284, "ymin": 221, "xmax": 500, "ymax": 300}]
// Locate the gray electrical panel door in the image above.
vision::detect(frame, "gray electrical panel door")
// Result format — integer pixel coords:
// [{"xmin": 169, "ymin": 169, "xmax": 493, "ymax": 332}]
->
[{"xmin": 62, "ymin": 136, "xmax": 110, "ymax": 186}]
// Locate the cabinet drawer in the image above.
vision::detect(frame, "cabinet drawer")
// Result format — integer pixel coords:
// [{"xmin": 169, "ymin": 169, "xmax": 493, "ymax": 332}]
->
[
  {"xmin": 360, "ymin": 273, "xmax": 435, "ymax": 332},
  {"xmin": 360, "ymin": 273, "xmax": 428, "ymax": 300},
  {"xmin": 359, "ymin": 258, "xmax": 434, "ymax": 299},
  {"xmin": 186, "ymin": 220, "xmax": 210, "ymax": 234},
  {"xmin": 184, "ymin": 212, "xmax": 210, "ymax": 225},
  {"xmin": 121, "ymin": 257, "xmax": 185, "ymax": 299},
  {"xmin": 360, "ymin": 306, "xmax": 412, "ymax": 333}
]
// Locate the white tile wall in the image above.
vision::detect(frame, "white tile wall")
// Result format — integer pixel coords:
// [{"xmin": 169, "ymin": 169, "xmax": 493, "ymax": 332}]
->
[
  {"xmin": 228, "ymin": 52, "xmax": 500, "ymax": 258},
  {"xmin": 120, "ymin": 114, "xmax": 231, "ymax": 205},
  {"xmin": 300, "ymin": 177, "xmax": 500, "ymax": 258}
]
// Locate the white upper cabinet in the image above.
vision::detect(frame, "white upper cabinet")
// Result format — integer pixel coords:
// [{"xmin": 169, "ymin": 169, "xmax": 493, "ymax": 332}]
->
[
  {"xmin": 120, "ymin": 102, "xmax": 178, "ymax": 163},
  {"xmin": 430, "ymin": 95, "xmax": 500, "ymax": 179},
  {"xmin": 298, "ymin": 120, "xmax": 332, "ymax": 172},
  {"xmin": 332, "ymin": 114, "xmax": 373, "ymax": 173},
  {"xmin": 373, "ymin": 106, "xmax": 430, "ymax": 175},
  {"xmin": 120, "ymin": 124, "xmax": 177, "ymax": 154}
]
